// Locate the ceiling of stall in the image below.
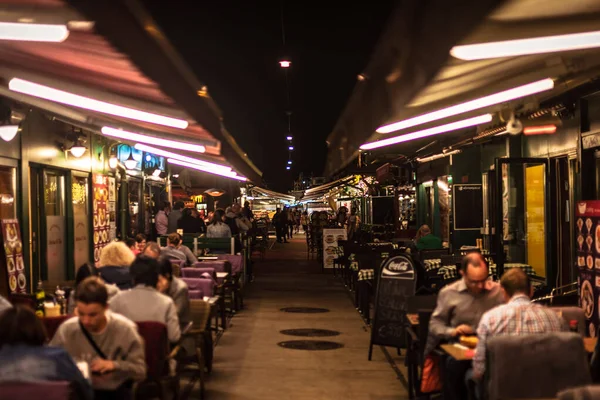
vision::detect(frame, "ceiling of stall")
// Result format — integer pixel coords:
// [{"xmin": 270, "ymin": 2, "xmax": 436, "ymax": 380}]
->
[{"xmin": 325, "ymin": 0, "xmax": 600, "ymax": 175}]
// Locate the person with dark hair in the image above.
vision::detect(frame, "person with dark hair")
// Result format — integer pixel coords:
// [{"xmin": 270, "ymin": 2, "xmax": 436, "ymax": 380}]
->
[
  {"xmin": 425, "ymin": 252, "xmax": 504, "ymax": 400},
  {"xmin": 68, "ymin": 263, "xmax": 119, "ymax": 315},
  {"xmin": 161, "ymin": 233, "xmax": 197, "ymax": 265},
  {"xmin": 134, "ymin": 233, "xmax": 147, "ymax": 253},
  {"xmin": 109, "ymin": 256, "xmax": 181, "ymax": 343},
  {"xmin": 142, "ymin": 241, "xmax": 161, "ymax": 259},
  {"xmin": 178, "ymin": 207, "xmax": 205, "ymax": 234},
  {"xmin": 50, "ymin": 277, "xmax": 146, "ymax": 381},
  {"xmin": 168, "ymin": 201, "xmax": 185, "ymax": 234},
  {"xmin": 125, "ymin": 238, "xmax": 138, "ymax": 255},
  {"xmin": 0, "ymin": 306, "xmax": 93, "ymax": 400},
  {"xmin": 206, "ymin": 208, "xmax": 231, "ymax": 239},
  {"xmin": 157, "ymin": 257, "xmax": 190, "ymax": 328},
  {"xmin": 415, "ymin": 224, "xmax": 442, "ymax": 250},
  {"xmin": 471, "ymin": 269, "xmax": 566, "ymax": 383}
]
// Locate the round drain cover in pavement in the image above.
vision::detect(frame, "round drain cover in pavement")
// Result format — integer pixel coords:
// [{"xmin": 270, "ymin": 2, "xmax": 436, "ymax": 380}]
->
[
  {"xmin": 280, "ymin": 307, "xmax": 330, "ymax": 313},
  {"xmin": 280, "ymin": 329, "xmax": 340, "ymax": 337},
  {"xmin": 277, "ymin": 340, "xmax": 343, "ymax": 350}
]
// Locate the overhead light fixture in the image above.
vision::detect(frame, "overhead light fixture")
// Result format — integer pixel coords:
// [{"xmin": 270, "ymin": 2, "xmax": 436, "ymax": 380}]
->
[
  {"xmin": 376, "ymin": 79, "xmax": 554, "ymax": 134},
  {"xmin": 279, "ymin": 60, "xmax": 291, "ymax": 68},
  {"xmin": 69, "ymin": 142, "xmax": 86, "ymax": 158},
  {"xmin": 9, "ymin": 78, "xmax": 189, "ymax": 129},
  {"xmin": 0, "ymin": 125, "xmax": 19, "ymax": 142},
  {"xmin": 523, "ymin": 125, "xmax": 557, "ymax": 135},
  {"xmin": 124, "ymin": 151, "xmax": 138, "ymax": 170},
  {"xmin": 168, "ymin": 158, "xmax": 247, "ymax": 181},
  {"xmin": 286, "ymin": 136, "xmax": 293, "ymax": 140},
  {"xmin": 204, "ymin": 188, "xmax": 226, "ymax": 197},
  {"xmin": 362, "ymin": 114, "xmax": 492, "ymax": 150},
  {"xmin": 0, "ymin": 22, "xmax": 69, "ymax": 42},
  {"xmin": 288, "ymin": 146, "xmax": 294, "ymax": 150},
  {"xmin": 108, "ymin": 155, "xmax": 118, "ymax": 169},
  {"xmin": 134, "ymin": 143, "xmax": 231, "ymax": 173},
  {"xmin": 417, "ymin": 149, "xmax": 462, "ymax": 163},
  {"xmin": 101, "ymin": 126, "xmax": 205, "ymax": 153},
  {"xmin": 451, "ymin": 30, "xmax": 600, "ymax": 60},
  {"xmin": 288, "ymin": 161, "xmax": 292, "ymax": 164},
  {"xmin": 286, "ymin": 166, "xmax": 291, "ymax": 170}
]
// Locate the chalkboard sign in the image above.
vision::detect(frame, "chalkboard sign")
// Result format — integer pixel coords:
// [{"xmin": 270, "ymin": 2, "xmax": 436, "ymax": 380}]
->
[
  {"xmin": 453, "ymin": 184, "xmax": 483, "ymax": 230},
  {"xmin": 369, "ymin": 254, "xmax": 416, "ymax": 360}
]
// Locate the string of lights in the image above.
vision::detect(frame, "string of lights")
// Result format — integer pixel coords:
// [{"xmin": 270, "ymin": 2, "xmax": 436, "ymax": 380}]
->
[{"xmin": 279, "ymin": 1, "xmax": 292, "ymax": 171}]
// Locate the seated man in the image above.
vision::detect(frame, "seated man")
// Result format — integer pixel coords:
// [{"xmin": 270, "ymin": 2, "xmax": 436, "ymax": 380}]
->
[
  {"xmin": 426, "ymin": 252, "xmax": 504, "ymax": 400},
  {"xmin": 50, "ymin": 277, "xmax": 146, "ymax": 382},
  {"xmin": 109, "ymin": 256, "xmax": 181, "ymax": 343},
  {"xmin": 415, "ymin": 224, "xmax": 442, "ymax": 250},
  {"xmin": 157, "ymin": 257, "xmax": 191, "ymax": 328},
  {"xmin": 471, "ymin": 268, "xmax": 566, "ymax": 383},
  {"xmin": 161, "ymin": 233, "xmax": 197, "ymax": 265},
  {"xmin": 142, "ymin": 241, "xmax": 161, "ymax": 259}
]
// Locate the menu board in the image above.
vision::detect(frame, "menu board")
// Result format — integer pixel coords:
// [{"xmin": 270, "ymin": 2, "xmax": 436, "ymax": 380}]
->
[
  {"xmin": 453, "ymin": 184, "xmax": 483, "ymax": 230},
  {"xmin": 322, "ymin": 228, "xmax": 346, "ymax": 269},
  {"xmin": 93, "ymin": 174, "xmax": 110, "ymax": 263},
  {"xmin": 369, "ymin": 254, "xmax": 416, "ymax": 355},
  {"xmin": 1, "ymin": 219, "xmax": 26, "ymax": 294},
  {"xmin": 576, "ymin": 201, "xmax": 600, "ymax": 337}
]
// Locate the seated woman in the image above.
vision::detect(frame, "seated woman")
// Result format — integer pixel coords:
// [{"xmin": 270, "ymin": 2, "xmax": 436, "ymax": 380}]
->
[
  {"xmin": 0, "ymin": 306, "xmax": 93, "ymax": 400},
  {"xmin": 97, "ymin": 241, "xmax": 135, "ymax": 290},
  {"xmin": 68, "ymin": 263, "xmax": 119, "ymax": 315},
  {"xmin": 414, "ymin": 224, "xmax": 442, "ymax": 250}
]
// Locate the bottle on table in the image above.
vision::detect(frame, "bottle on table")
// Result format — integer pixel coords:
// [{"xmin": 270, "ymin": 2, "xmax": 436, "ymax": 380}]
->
[
  {"xmin": 55, "ymin": 286, "xmax": 66, "ymax": 315},
  {"xmin": 35, "ymin": 280, "xmax": 45, "ymax": 317}
]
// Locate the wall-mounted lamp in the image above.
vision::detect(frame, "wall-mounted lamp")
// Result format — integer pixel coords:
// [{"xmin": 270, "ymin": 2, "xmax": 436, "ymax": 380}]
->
[
  {"xmin": 0, "ymin": 125, "xmax": 19, "ymax": 142},
  {"xmin": 69, "ymin": 138, "xmax": 86, "ymax": 158},
  {"xmin": 0, "ymin": 103, "xmax": 22, "ymax": 142},
  {"xmin": 124, "ymin": 150, "xmax": 137, "ymax": 170}
]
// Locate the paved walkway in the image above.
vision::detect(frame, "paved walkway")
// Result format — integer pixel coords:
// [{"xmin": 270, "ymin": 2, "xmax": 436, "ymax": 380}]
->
[{"xmin": 204, "ymin": 235, "xmax": 409, "ymax": 399}]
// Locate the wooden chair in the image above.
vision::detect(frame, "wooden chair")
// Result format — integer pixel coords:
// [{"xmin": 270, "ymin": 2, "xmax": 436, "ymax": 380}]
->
[{"xmin": 177, "ymin": 300, "xmax": 212, "ymax": 399}]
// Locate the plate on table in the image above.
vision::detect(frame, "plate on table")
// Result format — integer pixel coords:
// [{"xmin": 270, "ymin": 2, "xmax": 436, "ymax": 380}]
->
[{"xmin": 581, "ymin": 280, "xmax": 594, "ymax": 319}]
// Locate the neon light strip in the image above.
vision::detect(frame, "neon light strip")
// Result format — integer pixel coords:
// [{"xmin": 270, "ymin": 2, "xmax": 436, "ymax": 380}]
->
[
  {"xmin": 133, "ymin": 143, "xmax": 231, "ymax": 172},
  {"xmin": 451, "ymin": 30, "xmax": 600, "ymax": 60},
  {"xmin": 377, "ymin": 79, "xmax": 554, "ymax": 134},
  {"xmin": 0, "ymin": 22, "xmax": 69, "ymax": 42},
  {"xmin": 9, "ymin": 78, "xmax": 188, "ymax": 129},
  {"xmin": 168, "ymin": 158, "xmax": 247, "ymax": 181},
  {"xmin": 102, "ymin": 126, "xmax": 205, "ymax": 153},
  {"xmin": 362, "ymin": 114, "xmax": 492, "ymax": 150}
]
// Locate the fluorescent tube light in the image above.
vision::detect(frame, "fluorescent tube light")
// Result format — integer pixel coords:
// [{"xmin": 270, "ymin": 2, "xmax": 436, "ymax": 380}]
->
[
  {"xmin": 451, "ymin": 30, "xmax": 600, "ymax": 61},
  {"xmin": 9, "ymin": 78, "xmax": 188, "ymax": 129},
  {"xmin": 362, "ymin": 114, "xmax": 492, "ymax": 150},
  {"xmin": 168, "ymin": 158, "xmax": 247, "ymax": 181},
  {"xmin": 102, "ymin": 126, "xmax": 205, "ymax": 153},
  {"xmin": 417, "ymin": 149, "xmax": 462, "ymax": 163},
  {"xmin": 0, "ymin": 22, "xmax": 69, "ymax": 42},
  {"xmin": 134, "ymin": 143, "xmax": 231, "ymax": 173},
  {"xmin": 376, "ymin": 79, "xmax": 554, "ymax": 134},
  {"xmin": 523, "ymin": 125, "xmax": 557, "ymax": 135},
  {"xmin": 0, "ymin": 125, "xmax": 19, "ymax": 142}
]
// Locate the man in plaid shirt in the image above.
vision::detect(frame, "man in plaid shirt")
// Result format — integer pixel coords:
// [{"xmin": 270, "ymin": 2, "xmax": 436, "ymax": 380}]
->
[{"xmin": 472, "ymin": 268, "xmax": 567, "ymax": 381}]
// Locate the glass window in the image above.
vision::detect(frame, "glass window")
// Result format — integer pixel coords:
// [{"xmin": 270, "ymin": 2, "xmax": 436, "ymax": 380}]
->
[
  {"xmin": 44, "ymin": 171, "xmax": 66, "ymax": 283},
  {"xmin": 0, "ymin": 166, "xmax": 16, "ymax": 219}
]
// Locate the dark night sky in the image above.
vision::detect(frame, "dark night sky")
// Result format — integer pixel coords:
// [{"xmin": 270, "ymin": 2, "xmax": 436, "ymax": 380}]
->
[{"xmin": 142, "ymin": 1, "xmax": 395, "ymax": 192}]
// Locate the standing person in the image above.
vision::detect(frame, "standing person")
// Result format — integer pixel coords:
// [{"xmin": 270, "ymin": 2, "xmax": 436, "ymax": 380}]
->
[
  {"xmin": 242, "ymin": 201, "xmax": 254, "ymax": 221},
  {"xmin": 287, "ymin": 207, "xmax": 294, "ymax": 239},
  {"xmin": 300, "ymin": 211, "xmax": 309, "ymax": 233},
  {"xmin": 280, "ymin": 208, "xmax": 289, "ymax": 243},
  {"xmin": 50, "ymin": 278, "xmax": 146, "ymax": 382},
  {"xmin": 294, "ymin": 209, "xmax": 301, "ymax": 233},
  {"xmin": 155, "ymin": 201, "xmax": 170, "ymax": 236},
  {"xmin": 273, "ymin": 208, "xmax": 282, "ymax": 243},
  {"xmin": 347, "ymin": 207, "xmax": 360, "ymax": 240},
  {"xmin": 168, "ymin": 201, "xmax": 185, "ymax": 234}
]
